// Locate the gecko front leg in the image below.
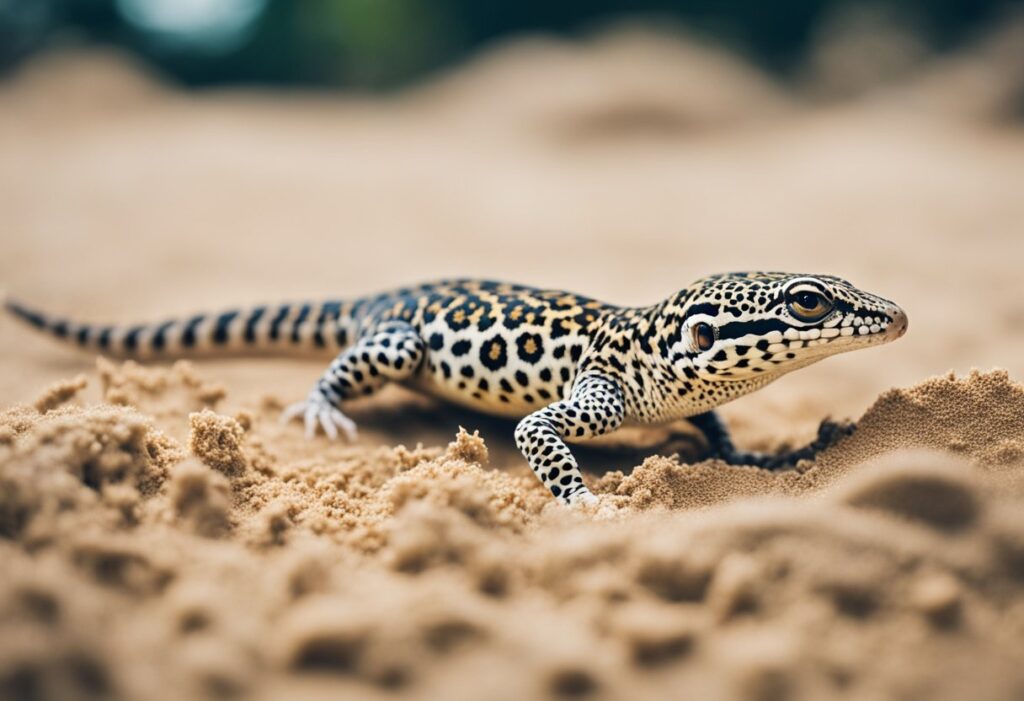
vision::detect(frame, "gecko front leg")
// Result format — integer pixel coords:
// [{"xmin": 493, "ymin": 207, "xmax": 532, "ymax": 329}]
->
[
  {"xmin": 688, "ymin": 410, "xmax": 854, "ymax": 470},
  {"xmin": 281, "ymin": 321, "xmax": 425, "ymax": 439},
  {"xmin": 515, "ymin": 373, "xmax": 624, "ymax": 505}
]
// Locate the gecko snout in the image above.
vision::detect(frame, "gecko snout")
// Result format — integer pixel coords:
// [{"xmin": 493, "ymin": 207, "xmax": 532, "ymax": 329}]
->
[{"xmin": 887, "ymin": 307, "xmax": 909, "ymax": 339}]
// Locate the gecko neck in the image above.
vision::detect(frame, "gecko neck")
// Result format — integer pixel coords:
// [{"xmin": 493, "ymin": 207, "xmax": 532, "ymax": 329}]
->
[{"xmin": 609, "ymin": 301, "xmax": 775, "ymax": 423}]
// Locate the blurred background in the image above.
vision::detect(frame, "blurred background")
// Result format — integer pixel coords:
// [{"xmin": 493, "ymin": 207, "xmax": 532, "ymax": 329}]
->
[
  {"xmin": 0, "ymin": 0, "xmax": 1019, "ymax": 90},
  {"xmin": 1, "ymin": 0, "xmax": 1023, "ymax": 450}
]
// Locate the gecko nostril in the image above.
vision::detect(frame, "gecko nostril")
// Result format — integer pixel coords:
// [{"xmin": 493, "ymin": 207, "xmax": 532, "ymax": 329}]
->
[{"xmin": 889, "ymin": 309, "xmax": 908, "ymax": 338}]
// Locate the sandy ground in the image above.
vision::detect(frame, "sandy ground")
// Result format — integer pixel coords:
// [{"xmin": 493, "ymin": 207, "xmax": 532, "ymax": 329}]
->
[{"xmin": 2, "ymin": 27, "xmax": 1024, "ymax": 701}]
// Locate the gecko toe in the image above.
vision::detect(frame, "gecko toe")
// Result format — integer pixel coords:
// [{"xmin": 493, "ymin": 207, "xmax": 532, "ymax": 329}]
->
[
  {"xmin": 281, "ymin": 392, "xmax": 353, "ymax": 441},
  {"xmin": 303, "ymin": 405, "xmax": 319, "ymax": 440},
  {"xmin": 329, "ymin": 408, "xmax": 358, "ymax": 441},
  {"xmin": 279, "ymin": 401, "xmax": 307, "ymax": 425},
  {"xmin": 318, "ymin": 411, "xmax": 338, "ymax": 440}
]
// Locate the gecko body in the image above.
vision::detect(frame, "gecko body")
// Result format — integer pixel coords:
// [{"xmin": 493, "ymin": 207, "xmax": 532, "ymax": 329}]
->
[{"xmin": 7, "ymin": 274, "xmax": 907, "ymax": 504}]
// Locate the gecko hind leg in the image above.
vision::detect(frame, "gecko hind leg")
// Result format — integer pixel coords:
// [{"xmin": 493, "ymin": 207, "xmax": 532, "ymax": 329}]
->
[
  {"xmin": 281, "ymin": 321, "xmax": 425, "ymax": 440},
  {"xmin": 688, "ymin": 410, "xmax": 855, "ymax": 471}
]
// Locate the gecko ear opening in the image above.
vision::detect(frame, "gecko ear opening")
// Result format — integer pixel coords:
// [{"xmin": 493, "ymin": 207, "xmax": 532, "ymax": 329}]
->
[{"xmin": 692, "ymin": 322, "xmax": 715, "ymax": 352}]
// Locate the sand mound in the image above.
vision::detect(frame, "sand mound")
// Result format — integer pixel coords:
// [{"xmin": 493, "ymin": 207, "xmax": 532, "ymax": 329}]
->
[
  {"xmin": 592, "ymin": 369, "xmax": 1024, "ymax": 512},
  {"xmin": 411, "ymin": 26, "xmax": 790, "ymax": 141},
  {"xmin": 1, "ymin": 363, "xmax": 1023, "ymax": 700},
  {"xmin": 830, "ymin": 452, "xmax": 982, "ymax": 531}
]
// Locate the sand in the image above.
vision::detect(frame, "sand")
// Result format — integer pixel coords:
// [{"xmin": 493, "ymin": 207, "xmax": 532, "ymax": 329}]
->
[{"xmin": 2, "ymin": 25, "xmax": 1024, "ymax": 701}]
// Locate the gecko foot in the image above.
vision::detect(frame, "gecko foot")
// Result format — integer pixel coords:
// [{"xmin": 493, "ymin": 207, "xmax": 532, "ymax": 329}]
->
[
  {"xmin": 566, "ymin": 489, "xmax": 599, "ymax": 507},
  {"xmin": 739, "ymin": 418, "xmax": 855, "ymax": 470},
  {"xmin": 280, "ymin": 391, "xmax": 358, "ymax": 441}
]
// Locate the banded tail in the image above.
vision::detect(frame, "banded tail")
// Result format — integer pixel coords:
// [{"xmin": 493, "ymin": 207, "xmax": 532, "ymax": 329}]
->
[{"xmin": 4, "ymin": 297, "xmax": 364, "ymax": 359}]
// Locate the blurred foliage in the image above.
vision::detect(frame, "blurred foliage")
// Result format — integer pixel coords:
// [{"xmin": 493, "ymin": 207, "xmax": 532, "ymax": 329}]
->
[{"xmin": 0, "ymin": 0, "xmax": 1015, "ymax": 88}]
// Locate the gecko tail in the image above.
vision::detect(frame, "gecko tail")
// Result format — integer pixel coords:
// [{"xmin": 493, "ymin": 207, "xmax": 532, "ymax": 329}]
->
[{"xmin": 4, "ymin": 297, "xmax": 358, "ymax": 359}]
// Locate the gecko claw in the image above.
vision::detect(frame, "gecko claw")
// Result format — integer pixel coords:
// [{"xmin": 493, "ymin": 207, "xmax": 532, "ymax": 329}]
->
[{"xmin": 281, "ymin": 391, "xmax": 358, "ymax": 441}]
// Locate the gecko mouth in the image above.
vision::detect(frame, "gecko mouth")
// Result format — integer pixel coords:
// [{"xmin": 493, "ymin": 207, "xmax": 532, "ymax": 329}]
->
[{"xmin": 707, "ymin": 305, "xmax": 908, "ymax": 381}]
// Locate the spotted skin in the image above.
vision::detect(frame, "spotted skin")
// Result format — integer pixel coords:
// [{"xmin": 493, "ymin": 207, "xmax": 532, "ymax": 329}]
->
[
  {"xmin": 5, "ymin": 274, "xmax": 908, "ymax": 505},
  {"xmin": 514, "ymin": 373, "xmax": 624, "ymax": 504},
  {"xmin": 281, "ymin": 321, "xmax": 426, "ymax": 440}
]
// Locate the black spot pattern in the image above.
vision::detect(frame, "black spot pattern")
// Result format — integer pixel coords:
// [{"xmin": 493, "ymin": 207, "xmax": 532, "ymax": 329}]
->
[
  {"xmin": 501, "ymin": 298, "xmax": 547, "ymax": 330},
  {"xmin": 316, "ymin": 322, "xmax": 425, "ymax": 406},
  {"xmin": 515, "ymin": 332, "xmax": 544, "ymax": 364},
  {"xmin": 479, "ymin": 335, "xmax": 508, "ymax": 371},
  {"xmin": 514, "ymin": 373, "xmax": 624, "ymax": 504}
]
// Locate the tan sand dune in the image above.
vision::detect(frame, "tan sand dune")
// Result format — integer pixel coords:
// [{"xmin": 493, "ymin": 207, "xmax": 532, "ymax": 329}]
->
[{"xmin": 2, "ymin": 26, "xmax": 1024, "ymax": 701}]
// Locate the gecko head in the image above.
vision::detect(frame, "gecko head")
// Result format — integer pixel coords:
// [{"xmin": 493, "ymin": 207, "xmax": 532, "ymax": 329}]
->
[{"xmin": 667, "ymin": 272, "xmax": 907, "ymax": 383}]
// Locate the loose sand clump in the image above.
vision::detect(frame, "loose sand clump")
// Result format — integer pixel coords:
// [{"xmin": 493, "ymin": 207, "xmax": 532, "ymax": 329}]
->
[
  {"xmin": 0, "ymin": 402, "xmax": 181, "ymax": 542},
  {"xmin": 188, "ymin": 409, "xmax": 248, "ymax": 478},
  {"xmin": 32, "ymin": 375, "xmax": 88, "ymax": 414},
  {"xmin": 4, "ymin": 363, "xmax": 1020, "ymax": 700},
  {"xmin": 168, "ymin": 459, "xmax": 233, "ymax": 538},
  {"xmin": 98, "ymin": 359, "xmax": 226, "ymax": 423},
  {"xmin": 381, "ymin": 427, "xmax": 538, "ymax": 531}
]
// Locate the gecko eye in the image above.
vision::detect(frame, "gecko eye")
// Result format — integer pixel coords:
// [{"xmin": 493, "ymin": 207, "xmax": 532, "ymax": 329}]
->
[
  {"xmin": 787, "ymin": 290, "xmax": 833, "ymax": 322},
  {"xmin": 692, "ymin": 322, "xmax": 715, "ymax": 352}
]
